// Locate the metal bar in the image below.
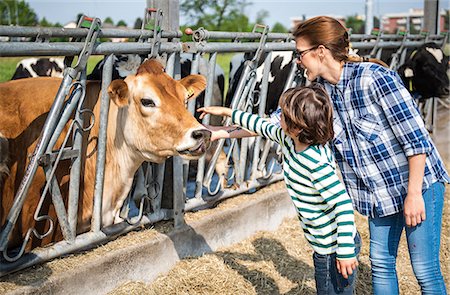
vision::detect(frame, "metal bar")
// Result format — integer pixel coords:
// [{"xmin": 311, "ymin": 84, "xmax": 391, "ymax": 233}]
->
[
  {"xmin": 250, "ymin": 52, "xmax": 272, "ymax": 179},
  {"xmin": 92, "ymin": 54, "xmax": 114, "ymax": 232},
  {"xmin": 68, "ymin": 76, "xmax": 87, "ymax": 237},
  {"xmin": 0, "ymin": 42, "xmax": 183, "ymax": 57},
  {"xmin": 0, "ymin": 25, "xmax": 182, "ymax": 39},
  {"xmin": 187, "ymin": 173, "xmax": 284, "ymax": 211},
  {"xmin": 192, "ymin": 28, "xmax": 292, "ymax": 42},
  {"xmin": 0, "ymin": 209, "xmax": 169, "ymax": 277},
  {"xmin": 0, "ymin": 73, "xmax": 76, "ymax": 251}
]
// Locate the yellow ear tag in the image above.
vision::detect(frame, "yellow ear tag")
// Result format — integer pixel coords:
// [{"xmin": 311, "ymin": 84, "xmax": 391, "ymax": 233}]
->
[{"xmin": 186, "ymin": 87, "xmax": 195, "ymax": 99}]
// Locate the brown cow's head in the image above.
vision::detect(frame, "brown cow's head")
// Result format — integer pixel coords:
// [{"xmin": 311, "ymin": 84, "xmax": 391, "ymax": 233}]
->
[{"xmin": 107, "ymin": 59, "xmax": 211, "ymax": 163}]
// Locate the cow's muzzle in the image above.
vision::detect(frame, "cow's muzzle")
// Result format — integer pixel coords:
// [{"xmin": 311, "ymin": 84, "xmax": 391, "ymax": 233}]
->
[{"xmin": 178, "ymin": 129, "xmax": 212, "ymax": 156}]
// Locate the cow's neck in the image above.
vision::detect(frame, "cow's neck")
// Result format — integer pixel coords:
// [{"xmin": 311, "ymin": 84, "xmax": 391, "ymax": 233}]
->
[{"xmin": 101, "ymin": 131, "xmax": 144, "ymax": 226}]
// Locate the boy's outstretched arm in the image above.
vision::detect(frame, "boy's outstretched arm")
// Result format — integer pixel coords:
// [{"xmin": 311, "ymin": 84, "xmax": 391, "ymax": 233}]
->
[
  {"xmin": 198, "ymin": 106, "xmax": 232, "ymax": 119},
  {"xmin": 198, "ymin": 107, "xmax": 257, "ymax": 141}
]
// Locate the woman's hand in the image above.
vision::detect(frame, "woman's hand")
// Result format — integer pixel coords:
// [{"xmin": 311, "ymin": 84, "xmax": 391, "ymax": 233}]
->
[
  {"xmin": 336, "ymin": 258, "xmax": 358, "ymax": 279},
  {"xmin": 404, "ymin": 192, "xmax": 426, "ymax": 227},
  {"xmin": 197, "ymin": 106, "xmax": 232, "ymax": 120}
]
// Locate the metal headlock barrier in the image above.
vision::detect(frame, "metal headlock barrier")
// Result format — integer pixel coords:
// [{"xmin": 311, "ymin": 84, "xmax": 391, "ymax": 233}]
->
[{"xmin": 0, "ymin": 11, "xmax": 448, "ymax": 276}]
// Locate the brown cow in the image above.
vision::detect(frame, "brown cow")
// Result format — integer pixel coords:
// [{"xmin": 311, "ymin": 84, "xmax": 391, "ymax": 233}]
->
[{"xmin": 0, "ymin": 59, "xmax": 211, "ymax": 250}]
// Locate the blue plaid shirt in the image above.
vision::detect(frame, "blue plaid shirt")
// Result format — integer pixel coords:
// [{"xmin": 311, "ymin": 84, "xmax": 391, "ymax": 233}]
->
[{"xmin": 317, "ymin": 62, "xmax": 449, "ymax": 217}]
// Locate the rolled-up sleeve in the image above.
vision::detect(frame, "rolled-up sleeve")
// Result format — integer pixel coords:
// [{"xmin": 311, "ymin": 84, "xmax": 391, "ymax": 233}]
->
[{"xmin": 369, "ymin": 71, "xmax": 432, "ymax": 157}]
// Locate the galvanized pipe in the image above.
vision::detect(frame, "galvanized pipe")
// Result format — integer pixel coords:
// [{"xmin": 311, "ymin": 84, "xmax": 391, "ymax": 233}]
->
[
  {"xmin": 0, "ymin": 209, "xmax": 169, "ymax": 276},
  {"xmin": 250, "ymin": 52, "xmax": 272, "ymax": 179},
  {"xmin": 0, "ymin": 25, "xmax": 182, "ymax": 39},
  {"xmin": 69, "ymin": 76, "xmax": 88, "ymax": 238},
  {"xmin": 0, "ymin": 41, "xmax": 183, "ymax": 56},
  {"xmin": 92, "ymin": 54, "xmax": 114, "ymax": 232},
  {"xmin": 192, "ymin": 28, "xmax": 292, "ymax": 42},
  {"xmin": 187, "ymin": 173, "xmax": 284, "ymax": 212},
  {"xmin": 0, "ymin": 71, "xmax": 76, "ymax": 251}
]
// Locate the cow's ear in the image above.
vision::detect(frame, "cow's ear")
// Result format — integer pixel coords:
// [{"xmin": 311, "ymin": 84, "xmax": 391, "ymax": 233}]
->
[
  {"xmin": 108, "ymin": 79, "xmax": 129, "ymax": 107},
  {"xmin": 179, "ymin": 74, "xmax": 206, "ymax": 101}
]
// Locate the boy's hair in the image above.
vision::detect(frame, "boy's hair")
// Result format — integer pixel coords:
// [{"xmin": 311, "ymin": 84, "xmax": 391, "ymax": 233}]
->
[{"xmin": 279, "ymin": 83, "xmax": 334, "ymax": 145}]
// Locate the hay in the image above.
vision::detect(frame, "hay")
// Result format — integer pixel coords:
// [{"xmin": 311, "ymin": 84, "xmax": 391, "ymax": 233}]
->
[
  {"xmin": 108, "ymin": 105, "xmax": 450, "ymax": 295},
  {"xmin": 2, "ymin": 105, "xmax": 449, "ymax": 294},
  {"xmin": 109, "ymin": 192, "xmax": 449, "ymax": 295}
]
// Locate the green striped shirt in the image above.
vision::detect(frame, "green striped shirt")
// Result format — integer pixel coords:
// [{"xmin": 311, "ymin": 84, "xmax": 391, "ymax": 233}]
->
[{"xmin": 232, "ymin": 110, "xmax": 356, "ymax": 259}]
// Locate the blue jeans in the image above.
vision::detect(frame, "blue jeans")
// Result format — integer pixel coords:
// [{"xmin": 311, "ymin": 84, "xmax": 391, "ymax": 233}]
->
[
  {"xmin": 313, "ymin": 232, "xmax": 361, "ymax": 294},
  {"xmin": 369, "ymin": 182, "xmax": 447, "ymax": 295}
]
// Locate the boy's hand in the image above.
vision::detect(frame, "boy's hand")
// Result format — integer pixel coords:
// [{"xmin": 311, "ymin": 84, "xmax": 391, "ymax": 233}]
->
[
  {"xmin": 197, "ymin": 106, "xmax": 232, "ymax": 120},
  {"xmin": 336, "ymin": 258, "xmax": 358, "ymax": 279}
]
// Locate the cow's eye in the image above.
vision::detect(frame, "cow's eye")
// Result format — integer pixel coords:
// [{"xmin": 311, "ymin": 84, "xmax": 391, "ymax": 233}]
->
[{"xmin": 141, "ymin": 98, "xmax": 156, "ymax": 107}]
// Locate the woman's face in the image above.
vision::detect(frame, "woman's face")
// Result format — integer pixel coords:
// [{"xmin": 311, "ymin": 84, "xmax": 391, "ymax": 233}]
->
[{"xmin": 295, "ymin": 38, "xmax": 320, "ymax": 81}]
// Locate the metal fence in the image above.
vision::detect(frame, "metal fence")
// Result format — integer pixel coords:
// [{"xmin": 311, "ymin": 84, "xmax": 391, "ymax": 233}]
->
[{"xmin": 0, "ymin": 14, "xmax": 447, "ymax": 276}]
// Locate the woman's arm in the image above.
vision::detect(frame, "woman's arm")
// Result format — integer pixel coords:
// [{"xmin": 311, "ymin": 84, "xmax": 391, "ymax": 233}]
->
[{"xmin": 404, "ymin": 154, "xmax": 426, "ymax": 227}]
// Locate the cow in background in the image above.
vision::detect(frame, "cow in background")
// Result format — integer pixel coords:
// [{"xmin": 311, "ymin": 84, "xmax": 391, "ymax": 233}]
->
[
  {"xmin": 397, "ymin": 42, "xmax": 449, "ymax": 99},
  {"xmin": 0, "ymin": 59, "xmax": 211, "ymax": 250},
  {"xmin": 226, "ymin": 51, "xmax": 296, "ymax": 115},
  {"xmin": 11, "ymin": 57, "xmax": 65, "ymax": 80}
]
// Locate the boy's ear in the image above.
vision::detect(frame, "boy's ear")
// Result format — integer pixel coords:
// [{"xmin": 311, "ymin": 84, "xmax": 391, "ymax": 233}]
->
[
  {"xmin": 179, "ymin": 74, "xmax": 207, "ymax": 101},
  {"xmin": 108, "ymin": 79, "xmax": 129, "ymax": 107}
]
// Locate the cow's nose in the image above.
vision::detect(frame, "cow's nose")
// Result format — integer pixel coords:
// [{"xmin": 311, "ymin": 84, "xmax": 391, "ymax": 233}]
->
[{"xmin": 192, "ymin": 129, "xmax": 211, "ymax": 142}]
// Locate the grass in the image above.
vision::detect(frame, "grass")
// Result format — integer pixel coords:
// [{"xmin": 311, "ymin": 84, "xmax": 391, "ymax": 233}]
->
[{"xmin": 0, "ymin": 55, "xmax": 104, "ymax": 83}]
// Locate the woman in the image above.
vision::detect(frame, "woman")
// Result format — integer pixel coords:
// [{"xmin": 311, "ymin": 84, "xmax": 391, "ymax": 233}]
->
[{"xmin": 290, "ymin": 16, "xmax": 449, "ymax": 294}]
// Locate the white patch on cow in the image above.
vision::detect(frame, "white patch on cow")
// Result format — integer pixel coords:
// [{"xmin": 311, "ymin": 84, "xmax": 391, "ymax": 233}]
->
[
  {"xmin": 348, "ymin": 47, "xmax": 359, "ymax": 56},
  {"xmin": 49, "ymin": 57, "xmax": 65, "ymax": 70},
  {"xmin": 116, "ymin": 54, "xmax": 142, "ymax": 77},
  {"xmin": 404, "ymin": 67, "xmax": 414, "ymax": 78},
  {"xmin": 17, "ymin": 58, "xmax": 39, "ymax": 77},
  {"xmin": 425, "ymin": 47, "xmax": 444, "ymax": 63},
  {"xmin": 256, "ymin": 51, "xmax": 293, "ymax": 83}
]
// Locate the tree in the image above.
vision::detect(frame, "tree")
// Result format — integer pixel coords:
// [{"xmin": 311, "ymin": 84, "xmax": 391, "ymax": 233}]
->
[
  {"xmin": 1, "ymin": 0, "xmax": 38, "ymax": 26},
  {"xmin": 39, "ymin": 17, "xmax": 52, "ymax": 27},
  {"xmin": 133, "ymin": 17, "xmax": 143, "ymax": 29},
  {"xmin": 345, "ymin": 15, "xmax": 364, "ymax": 34},
  {"xmin": 271, "ymin": 22, "xmax": 288, "ymax": 33},
  {"xmin": 444, "ymin": 10, "xmax": 449, "ymax": 31},
  {"xmin": 104, "ymin": 17, "xmax": 114, "ymax": 25},
  {"xmin": 255, "ymin": 9, "xmax": 269, "ymax": 25},
  {"xmin": 116, "ymin": 20, "xmax": 127, "ymax": 27},
  {"xmin": 180, "ymin": 0, "xmax": 251, "ymax": 31}
]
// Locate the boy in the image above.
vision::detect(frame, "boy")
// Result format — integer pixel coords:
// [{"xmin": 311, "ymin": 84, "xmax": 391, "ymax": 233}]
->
[{"xmin": 198, "ymin": 83, "xmax": 360, "ymax": 294}]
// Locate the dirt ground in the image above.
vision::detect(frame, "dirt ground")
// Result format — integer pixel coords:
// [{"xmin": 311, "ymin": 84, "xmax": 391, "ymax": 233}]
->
[{"xmin": 109, "ymin": 102, "xmax": 450, "ymax": 295}]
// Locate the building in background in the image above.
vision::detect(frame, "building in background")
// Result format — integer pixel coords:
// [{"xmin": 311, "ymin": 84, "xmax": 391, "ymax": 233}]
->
[{"xmin": 381, "ymin": 8, "xmax": 447, "ymax": 33}]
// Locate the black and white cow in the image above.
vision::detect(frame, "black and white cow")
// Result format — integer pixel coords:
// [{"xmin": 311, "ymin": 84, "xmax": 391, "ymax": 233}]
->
[
  {"xmin": 397, "ymin": 42, "xmax": 449, "ymax": 99},
  {"xmin": 11, "ymin": 57, "xmax": 65, "ymax": 80},
  {"xmin": 226, "ymin": 51, "xmax": 297, "ymax": 115}
]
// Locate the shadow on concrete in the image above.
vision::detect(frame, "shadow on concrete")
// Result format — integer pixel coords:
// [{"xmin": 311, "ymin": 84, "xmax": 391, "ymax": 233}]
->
[
  {"xmin": 166, "ymin": 223, "xmax": 213, "ymax": 259},
  {"xmin": 214, "ymin": 237, "xmax": 316, "ymax": 295}
]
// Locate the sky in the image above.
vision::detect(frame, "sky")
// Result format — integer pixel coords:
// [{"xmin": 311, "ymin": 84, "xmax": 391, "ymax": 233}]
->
[{"xmin": 25, "ymin": 0, "xmax": 445, "ymax": 29}]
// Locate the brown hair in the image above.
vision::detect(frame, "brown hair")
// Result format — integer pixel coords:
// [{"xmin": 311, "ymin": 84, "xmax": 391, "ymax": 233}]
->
[
  {"xmin": 293, "ymin": 16, "xmax": 388, "ymax": 68},
  {"xmin": 279, "ymin": 83, "xmax": 334, "ymax": 145}
]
